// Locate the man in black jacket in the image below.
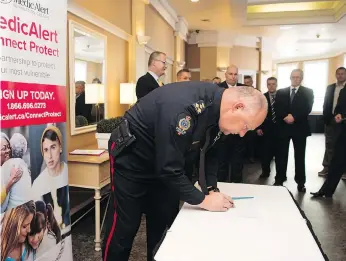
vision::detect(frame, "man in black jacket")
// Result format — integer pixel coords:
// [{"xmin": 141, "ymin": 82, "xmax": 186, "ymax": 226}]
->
[
  {"xmin": 318, "ymin": 67, "xmax": 346, "ymax": 176},
  {"xmin": 274, "ymin": 69, "xmax": 314, "ymax": 192},
  {"xmin": 136, "ymin": 51, "xmax": 167, "ymax": 99},
  {"xmin": 102, "ymin": 82, "xmax": 268, "ymax": 261},
  {"xmin": 256, "ymin": 77, "xmax": 279, "ymax": 178},
  {"xmin": 75, "ymin": 81, "xmax": 92, "ymax": 123},
  {"xmin": 217, "ymin": 65, "xmax": 247, "ymax": 183},
  {"xmin": 311, "ymin": 87, "xmax": 346, "ymax": 197}
]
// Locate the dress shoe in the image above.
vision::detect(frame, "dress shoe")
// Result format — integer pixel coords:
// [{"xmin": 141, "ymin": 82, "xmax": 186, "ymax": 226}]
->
[
  {"xmin": 273, "ymin": 182, "xmax": 283, "ymax": 186},
  {"xmin": 260, "ymin": 173, "xmax": 270, "ymax": 178},
  {"xmin": 310, "ymin": 191, "xmax": 332, "ymax": 198},
  {"xmin": 318, "ymin": 168, "xmax": 328, "ymax": 176},
  {"xmin": 342, "ymin": 174, "xmax": 346, "ymax": 180},
  {"xmin": 297, "ymin": 185, "xmax": 306, "ymax": 193}
]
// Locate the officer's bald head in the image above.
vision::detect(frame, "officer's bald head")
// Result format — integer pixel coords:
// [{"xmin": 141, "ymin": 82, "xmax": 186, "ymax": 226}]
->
[{"xmin": 219, "ymin": 86, "xmax": 268, "ymax": 137}]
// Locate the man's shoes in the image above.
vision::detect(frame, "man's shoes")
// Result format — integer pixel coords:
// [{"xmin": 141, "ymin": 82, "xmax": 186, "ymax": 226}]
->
[
  {"xmin": 318, "ymin": 168, "xmax": 328, "ymax": 176},
  {"xmin": 260, "ymin": 173, "xmax": 270, "ymax": 178},
  {"xmin": 310, "ymin": 191, "xmax": 332, "ymax": 198},
  {"xmin": 273, "ymin": 182, "xmax": 283, "ymax": 186},
  {"xmin": 342, "ymin": 174, "xmax": 346, "ymax": 180},
  {"xmin": 297, "ymin": 185, "xmax": 306, "ymax": 193}
]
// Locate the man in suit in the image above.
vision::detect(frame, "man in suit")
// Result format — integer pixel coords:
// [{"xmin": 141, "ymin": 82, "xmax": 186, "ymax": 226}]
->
[
  {"xmin": 256, "ymin": 77, "xmax": 279, "ymax": 178},
  {"xmin": 136, "ymin": 51, "xmax": 167, "ymax": 99},
  {"xmin": 217, "ymin": 65, "xmax": 246, "ymax": 183},
  {"xmin": 75, "ymin": 81, "xmax": 92, "ymax": 123},
  {"xmin": 212, "ymin": 77, "xmax": 221, "ymax": 84},
  {"xmin": 274, "ymin": 69, "xmax": 314, "ymax": 192},
  {"xmin": 318, "ymin": 67, "xmax": 346, "ymax": 177},
  {"xmin": 243, "ymin": 75, "xmax": 256, "ymax": 163},
  {"xmin": 218, "ymin": 65, "xmax": 246, "ymax": 88},
  {"xmin": 311, "ymin": 87, "xmax": 346, "ymax": 197},
  {"xmin": 244, "ymin": 75, "xmax": 254, "ymax": 87},
  {"xmin": 177, "ymin": 69, "xmax": 192, "ymax": 82}
]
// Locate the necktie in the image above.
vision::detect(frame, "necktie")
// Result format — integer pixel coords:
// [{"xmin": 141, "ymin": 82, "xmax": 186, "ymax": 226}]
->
[
  {"xmin": 157, "ymin": 80, "xmax": 164, "ymax": 87},
  {"xmin": 271, "ymin": 95, "xmax": 276, "ymax": 123},
  {"xmin": 290, "ymin": 88, "xmax": 296, "ymax": 103}
]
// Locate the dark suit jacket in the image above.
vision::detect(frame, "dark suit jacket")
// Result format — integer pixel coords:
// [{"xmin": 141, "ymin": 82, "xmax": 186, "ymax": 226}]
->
[
  {"xmin": 334, "ymin": 87, "xmax": 346, "ymax": 119},
  {"xmin": 218, "ymin": 81, "xmax": 246, "ymax": 88},
  {"xmin": 75, "ymin": 92, "xmax": 92, "ymax": 123},
  {"xmin": 275, "ymin": 86, "xmax": 314, "ymax": 137},
  {"xmin": 258, "ymin": 92, "xmax": 277, "ymax": 135},
  {"xmin": 136, "ymin": 72, "xmax": 160, "ymax": 99},
  {"xmin": 323, "ymin": 83, "xmax": 338, "ymax": 125}
]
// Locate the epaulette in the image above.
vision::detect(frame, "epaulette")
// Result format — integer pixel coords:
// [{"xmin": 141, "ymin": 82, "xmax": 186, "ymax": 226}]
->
[{"xmin": 191, "ymin": 100, "xmax": 206, "ymax": 115}]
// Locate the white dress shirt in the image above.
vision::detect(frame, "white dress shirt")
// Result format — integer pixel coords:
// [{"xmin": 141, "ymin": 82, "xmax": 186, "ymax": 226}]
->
[
  {"xmin": 227, "ymin": 83, "xmax": 237, "ymax": 88},
  {"xmin": 290, "ymin": 85, "xmax": 300, "ymax": 95},
  {"xmin": 148, "ymin": 71, "xmax": 159, "ymax": 82}
]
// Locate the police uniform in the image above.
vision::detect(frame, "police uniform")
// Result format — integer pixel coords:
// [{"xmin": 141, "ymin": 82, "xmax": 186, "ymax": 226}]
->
[{"xmin": 102, "ymin": 81, "xmax": 224, "ymax": 261}]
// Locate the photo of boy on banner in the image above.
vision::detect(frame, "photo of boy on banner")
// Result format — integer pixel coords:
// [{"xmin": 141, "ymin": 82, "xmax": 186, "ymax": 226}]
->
[{"xmin": 30, "ymin": 124, "xmax": 70, "ymax": 229}]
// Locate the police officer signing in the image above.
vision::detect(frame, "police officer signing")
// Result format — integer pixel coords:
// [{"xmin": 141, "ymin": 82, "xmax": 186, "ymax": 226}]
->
[{"xmin": 102, "ymin": 81, "xmax": 268, "ymax": 261}]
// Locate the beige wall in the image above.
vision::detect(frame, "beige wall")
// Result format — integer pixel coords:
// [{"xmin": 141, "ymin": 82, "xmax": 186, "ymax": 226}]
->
[
  {"xmin": 329, "ymin": 53, "xmax": 345, "ymax": 84},
  {"xmin": 67, "ymin": 12, "xmax": 129, "ymax": 152},
  {"xmin": 200, "ymin": 47, "xmax": 217, "ymax": 80},
  {"xmin": 229, "ymin": 46, "xmax": 259, "ymax": 71},
  {"xmin": 145, "ymin": 5, "xmax": 174, "ymax": 59},
  {"xmin": 261, "ymin": 51, "xmax": 273, "ymax": 90},
  {"xmin": 72, "ymin": 0, "xmax": 132, "ymax": 34}
]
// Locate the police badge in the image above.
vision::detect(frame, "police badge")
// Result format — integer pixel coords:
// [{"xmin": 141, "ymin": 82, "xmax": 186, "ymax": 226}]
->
[{"xmin": 176, "ymin": 115, "xmax": 191, "ymax": 135}]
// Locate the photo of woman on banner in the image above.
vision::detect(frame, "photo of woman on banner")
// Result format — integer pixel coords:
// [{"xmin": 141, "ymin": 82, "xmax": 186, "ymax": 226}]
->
[
  {"xmin": 26, "ymin": 200, "xmax": 62, "ymax": 260},
  {"xmin": 31, "ymin": 125, "xmax": 70, "ymax": 228},
  {"xmin": 0, "ymin": 200, "xmax": 36, "ymax": 261},
  {"xmin": 1, "ymin": 132, "xmax": 32, "ymax": 213}
]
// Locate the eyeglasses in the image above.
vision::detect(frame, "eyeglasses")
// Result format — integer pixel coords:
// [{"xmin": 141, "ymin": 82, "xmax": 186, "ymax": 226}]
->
[{"xmin": 155, "ymin": 59, "xmax": 166, "ymax": 65}]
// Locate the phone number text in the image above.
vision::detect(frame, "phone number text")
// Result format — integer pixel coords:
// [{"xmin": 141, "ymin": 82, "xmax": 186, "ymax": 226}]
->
[{"xmin": 6, "ymin": 102, "xmax": 46, "ymax": 110}]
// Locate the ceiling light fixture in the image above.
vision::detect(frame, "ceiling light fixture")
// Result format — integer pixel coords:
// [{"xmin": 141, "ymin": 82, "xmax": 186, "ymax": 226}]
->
[
  {"xmin": 191, "ymin": 0, "xmax": 199, "ymax": 2},
  {"xmin": 280, "ymin": 26, "xmax": 292, "ymax": 30}
]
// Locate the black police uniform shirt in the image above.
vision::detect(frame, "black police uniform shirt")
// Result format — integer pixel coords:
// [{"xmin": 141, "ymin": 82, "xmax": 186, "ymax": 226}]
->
[{"xmin": 121, "ymin": 81, "xmax": 225, "ymax": 205}]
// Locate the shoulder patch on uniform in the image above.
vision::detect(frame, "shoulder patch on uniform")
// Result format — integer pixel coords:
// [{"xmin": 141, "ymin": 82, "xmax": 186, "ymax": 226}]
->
[
  {"xmin": 192, "ymin": 100, "xmax": 206, "ymax": 115},
  {"xmin": 176, "ymin": 114, "xmax": 192, "ymax": 136}
]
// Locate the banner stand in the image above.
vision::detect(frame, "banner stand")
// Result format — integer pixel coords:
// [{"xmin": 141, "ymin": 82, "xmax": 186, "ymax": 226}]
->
[{"xmin": 1, "ymin": 0, "xmax": 73, "ymax": 260}]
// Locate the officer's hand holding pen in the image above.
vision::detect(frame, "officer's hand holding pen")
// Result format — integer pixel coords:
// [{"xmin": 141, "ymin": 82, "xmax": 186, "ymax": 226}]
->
[{"xmin": 198, "ymin": 192, "xmax": 235, "ymax": 212}]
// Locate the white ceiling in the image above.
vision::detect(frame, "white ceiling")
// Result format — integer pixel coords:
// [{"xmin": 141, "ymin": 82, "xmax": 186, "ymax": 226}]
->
[
  {"xmin": 74, "ymin": 30, "xmax": 105, "ymax": 63},
  {"xmin": 167, "ymin": 0, "xmax": 346, "ymax": 61}
]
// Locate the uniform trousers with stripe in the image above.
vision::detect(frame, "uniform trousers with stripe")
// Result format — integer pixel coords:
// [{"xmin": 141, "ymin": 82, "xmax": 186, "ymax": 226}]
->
[{"xmin": 102, "ymin": 164, "xmax": 180, "ymax": 261}]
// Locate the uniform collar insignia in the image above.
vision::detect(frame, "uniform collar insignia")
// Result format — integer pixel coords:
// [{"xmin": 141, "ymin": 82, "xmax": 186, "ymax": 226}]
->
[{"xmin": 192, "ymin": 100, "xmax": 205, "ymax": 114}]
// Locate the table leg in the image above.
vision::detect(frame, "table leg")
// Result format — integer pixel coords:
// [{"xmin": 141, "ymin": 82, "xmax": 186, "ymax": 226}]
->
[{"xmin": 94, "ymin": 189, "xmax": 101, "ymax": 251}]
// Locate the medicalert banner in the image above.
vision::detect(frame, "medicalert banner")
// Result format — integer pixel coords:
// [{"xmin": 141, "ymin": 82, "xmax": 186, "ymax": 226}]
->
[{"xmin": 0, "ymin": 0, "xmax": 73, "ymax": 260}]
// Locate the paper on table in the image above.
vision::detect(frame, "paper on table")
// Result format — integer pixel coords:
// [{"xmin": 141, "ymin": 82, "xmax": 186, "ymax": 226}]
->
[{"xmin": 69, "ymin": 149, "xmax": 105, "ymax": 156}]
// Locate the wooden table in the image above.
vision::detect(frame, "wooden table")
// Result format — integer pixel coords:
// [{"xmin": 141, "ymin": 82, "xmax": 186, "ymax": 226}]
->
[{"xmin": 68, "ymin": 146, "xmax": 110, "ymax": 251}]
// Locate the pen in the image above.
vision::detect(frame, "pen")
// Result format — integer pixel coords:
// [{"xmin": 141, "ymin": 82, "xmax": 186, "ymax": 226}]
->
[{"xmin": 232, "ymin": 196, "xmax": 254, "ymax": 200}]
